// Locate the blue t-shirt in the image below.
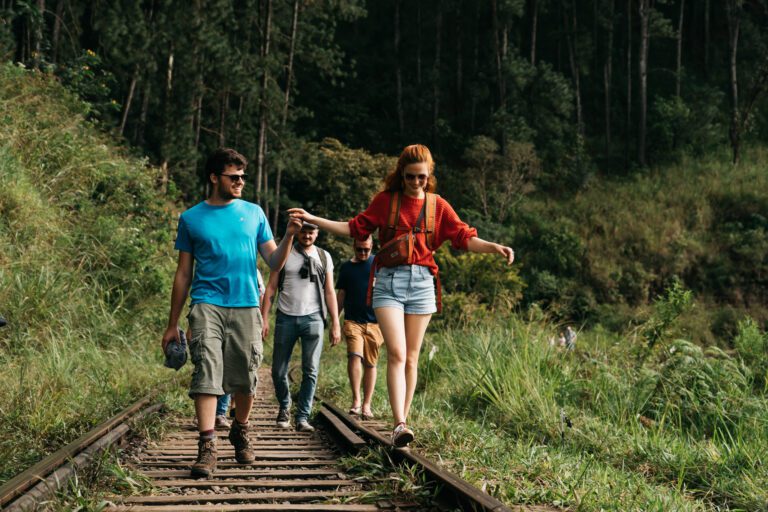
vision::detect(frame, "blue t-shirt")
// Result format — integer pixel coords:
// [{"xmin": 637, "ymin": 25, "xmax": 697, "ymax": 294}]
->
[
  {"xmin": 175, "ymin": 200, "xmax": 273, "ymax": 307},
  {"xmin": 336, "ymin": 256, "xmax": 377, "ymax": 324}
]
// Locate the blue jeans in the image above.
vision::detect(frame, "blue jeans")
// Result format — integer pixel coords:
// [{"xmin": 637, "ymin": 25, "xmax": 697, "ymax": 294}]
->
[
  {"xmin": 271, "ymin": 311, "xmax": 324, "ymax": 422},
  {"xmin": 216, "ymin": 394, "xmax": 230, "ymax": 417}
]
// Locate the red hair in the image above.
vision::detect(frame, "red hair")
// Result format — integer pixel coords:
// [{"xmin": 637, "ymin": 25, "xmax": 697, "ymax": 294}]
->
[{"xmin": 382, "ymin": 144, "xmax": 437, "ymax": 193}]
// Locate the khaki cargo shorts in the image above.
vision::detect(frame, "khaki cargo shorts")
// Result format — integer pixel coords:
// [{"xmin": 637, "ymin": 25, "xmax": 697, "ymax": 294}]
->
[
  {"xmin": 187, "ymin": 303, "xmax": 263, "ymax": 398},
  {"xmin": 343, "ymin": 320, "xmax": 384, "ymax": 368}
]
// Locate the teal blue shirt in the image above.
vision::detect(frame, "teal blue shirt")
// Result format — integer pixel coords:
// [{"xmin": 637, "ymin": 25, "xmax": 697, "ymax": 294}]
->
[{"xmin": 175, "ymin": 200, "xmax": 273, "ymax": 307}]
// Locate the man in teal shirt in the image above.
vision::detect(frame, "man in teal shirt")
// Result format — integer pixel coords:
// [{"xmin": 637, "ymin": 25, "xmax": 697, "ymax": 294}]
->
[{"xmin": 162, "ymin": 148, "xmax": 300, "ymax": 478}]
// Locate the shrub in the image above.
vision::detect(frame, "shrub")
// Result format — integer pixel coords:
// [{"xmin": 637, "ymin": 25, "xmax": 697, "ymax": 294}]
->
[{"xmin": 733, "ymin": 318, "xmax": 768, "ymax": 392}]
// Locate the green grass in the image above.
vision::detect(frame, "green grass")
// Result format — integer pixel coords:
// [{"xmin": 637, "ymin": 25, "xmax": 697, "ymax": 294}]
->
[
  {"xmin": 316, "ymin": 311, "xmax": 768, "ymax": 511},
  {"xmin": 0, "ymin": 63, "xmax": 178, "ymax": 484}
]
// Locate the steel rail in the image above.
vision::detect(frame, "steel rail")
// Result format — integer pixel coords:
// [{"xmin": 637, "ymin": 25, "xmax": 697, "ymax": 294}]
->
[
  {"xmin": 0, "ymin": 397, "xmax": 163, "ymax": 510},
  {"xmin": 319, "ymin": 399, "xmax": 514, "ymax": 512}
]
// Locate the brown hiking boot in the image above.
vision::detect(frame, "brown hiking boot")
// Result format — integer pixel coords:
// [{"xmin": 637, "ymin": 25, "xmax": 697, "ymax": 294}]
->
[
  {"xmin": 228, "ymin": 420, "xmax": 255, "ymax": 464},
  {"xmin": 190, "ymin": 438, "xmax": 217, "ymax": 478}
]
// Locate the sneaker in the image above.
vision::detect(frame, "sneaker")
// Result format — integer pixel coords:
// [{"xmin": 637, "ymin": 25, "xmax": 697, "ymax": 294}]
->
[
  {"xmin": 228, "ymin": 421, "xmax": 255, "ymax": 464},
  {"xmin": 295, "ymin": 420, "xmax": 315, "ymax": 433},
  {"xmin": 190, "ymin": 438, "xmax": 217, "ymax": 477},
  {"xmin": 392, "ymin": 423, "xmax": 414, "ymax": 448},
  {"xmin": 275, "ymin": 408, "xmax": 291, "ymax": 429},
  {"xmin": 215, "ymin": 415, "xmax": 231, "ymax": 429}
]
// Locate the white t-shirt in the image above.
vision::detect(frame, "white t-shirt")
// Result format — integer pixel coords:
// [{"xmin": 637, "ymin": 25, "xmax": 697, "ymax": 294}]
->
[{"xmin": 277, "ymin": 245, "xmax": 334, "ymax": 316}]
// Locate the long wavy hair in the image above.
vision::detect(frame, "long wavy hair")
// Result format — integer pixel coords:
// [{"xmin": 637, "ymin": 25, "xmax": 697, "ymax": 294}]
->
[{"xmin": 382, "ymin": 144, "xmax": 437, "ymax": 193}]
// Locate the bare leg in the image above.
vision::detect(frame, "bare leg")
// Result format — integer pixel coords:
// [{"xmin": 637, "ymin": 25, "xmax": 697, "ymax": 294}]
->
[
  {"xmin": 362, "ymin": 365, "xmax": 377, "ymax": 414},
  {"xmin": 232, "ymin": 392, "xmax": 254, "ymax": 423},
  {"xmin": 195, "ymin": 394, "xmax": 218, "ymax": 432},
  {"xmin": 403, "ymin": 313, "xmax": 431, "ymax": 420},
  {"xmin": 375, "ymin": 307, "xmax": 407, "ymax": 424},
  {"xmin": 347, "ymin": 355, "xmax": 363, "ymax": 408}
]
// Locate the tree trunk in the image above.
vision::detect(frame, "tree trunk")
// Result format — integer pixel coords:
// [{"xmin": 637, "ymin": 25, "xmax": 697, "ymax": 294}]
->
[
  {"xmin": 416, "ymin": 0, "xmax": 422, "ymax": 85},
  {"xmin": 281, "ymin": 0, "xmax": 299, "ymax": 127},
  {"xmin": 491, "ymin": 0, "xmax": 505, "ymax": 109},
  {"xmin": 676, "ymin": 0, "xmax": 685, "ymax": 98},
  {"xmin": 218, "ymin": 90, "xmax": 228, "ymax": 146},
  {"xmin": 395, "ymin": 0, "xmax": 404, "ymax": 140},
  {"xmin": 564, "ymin": 2, "xmax": 584, "ymax": 136},
  {"xmin": 51, "ymin": 0, "xmax": 63, "ymax": 63},
  {"xmin": 234, "ymin": 96, "xmax": 244, "ymax": 147},
  {"xmin": 625, "ymin": 0, "xmax": 632, "ymax": 165},
  {"xmin": 136, "ymin": 77, "xmax": 151, "ymax": 145},
  {"xmin": 119, "ymin": 65, "xmax": 139, "ymax": 137},
  {"xmin": 638, "ymin": 0, "xmax": 649, "ymax": 166},
  {"xmin": 194, "ymin": 94, "xmax": 203, "ymax": 152},
  {"xmin": 160, "ymin": 48, "xmax": 174, "ymax": 194},
  {"xmin": 530, "ymin": 0, "xmax": 538, "ymax": 65},
  {"xmin": 704, "ymin": 0, "xmax": 710, "ymax": 78},
  {"xmin": 604, "ymin": 0, "xmax": 614, "ymax": 151},
  {"xmin": 432, "ymin": 7, "xmax": 442, "ymax": 146},
  {"xmin": 726, "ymin": 0, "xmax": 741, "ymax": 165},
  {"xmin": 256, "ymin": 0, "xmax": 273, "ymax": 204},
  {"xmin": 33, "ymin": 0, "xmax": 45, "ymax": 69},
  {"xmin": 274, "ymin": 0, "xmax": 299, "ymax": 235},
  {"xmin": 470, "ymin": 1, "xmax": 480, "ymax": 131},
  {"xmin": 455, "ymin": 7, "xmax": 463, "ymax": 115}
]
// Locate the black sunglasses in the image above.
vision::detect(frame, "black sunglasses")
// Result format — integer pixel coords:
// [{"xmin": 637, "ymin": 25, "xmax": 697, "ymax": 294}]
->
[
  {"xmin": 355, "ymin": 247, "xmax": 371, "ymax": 253},
  {"xmin": 220, "ymin": 173, "xmax": 248, "ymax": 182}
]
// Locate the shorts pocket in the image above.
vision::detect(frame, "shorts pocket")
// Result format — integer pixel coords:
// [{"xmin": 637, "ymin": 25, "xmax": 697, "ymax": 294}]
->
[{"xmin": 249, "ymin": 339, "xmax": 263, "ymax": 371}]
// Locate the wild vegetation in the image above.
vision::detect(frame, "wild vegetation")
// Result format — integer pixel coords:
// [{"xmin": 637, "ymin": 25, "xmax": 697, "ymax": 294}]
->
[
  {"xmin": 0, "ymin": 63, "xmax": 178, "ymax": 484},
  {"xmin": 2, "ymin": 1, "xmax": 768, "ymax": 509}
]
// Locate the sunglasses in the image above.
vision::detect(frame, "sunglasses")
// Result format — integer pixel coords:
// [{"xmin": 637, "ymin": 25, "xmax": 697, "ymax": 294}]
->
[
  {"xmin": 404, "ymin": 173, "xmax": 428, "ymax": 182},
  {"xmin": 220, "ymin": 173, "xmax": 248, "ymax": 182},
  {"xmin": 355, "ymin": 247, "xmax": 371, "ymax": 253}
]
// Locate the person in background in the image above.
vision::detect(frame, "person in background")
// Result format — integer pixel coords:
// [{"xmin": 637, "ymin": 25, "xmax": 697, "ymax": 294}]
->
[
  {"xmin": 287, "ymin": 144, "xmax": 514, "ymax": 447},
  {"xmin": 162, "ymin": 147, "xmax": 300, "ymax": 478},
  {"xmin": 336, "ymin": 235, "xmax": 384, "ymax": 420},
  {"xmin": 262, "ymin": 223, "xmax": 341, "ymax": 432}
]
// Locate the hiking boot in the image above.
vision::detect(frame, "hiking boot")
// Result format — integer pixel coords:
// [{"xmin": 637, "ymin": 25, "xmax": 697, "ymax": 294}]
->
[
  {"xmin": 215, "ymin": 415, "xmax": 231, "ymax": 429},
  {"xmin": 295, "ymin": 420, "xmax": 315, "ymax": 433},
  {"xmin": 228, "ymin": 421, "xmax": 255, "ymax": 464},
  {"xmin": 392, "ymin": 423, "xmax": 414, "ymax": 448},
  {"xmin": 190, "ymin": 438, "xmax": 217, "ymax": 477},
  {"xmin": 276, "ymin": 408, "xmax": 291, "ymax": 429}
]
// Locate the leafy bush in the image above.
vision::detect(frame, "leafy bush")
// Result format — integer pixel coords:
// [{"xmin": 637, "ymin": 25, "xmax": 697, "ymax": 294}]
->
[
  {"xmin": 734, "ymin": 318, "xmax": 768, "ymax": 392},
  {"xmin": 642, "ymin": 340, "xmax": 752, "ymax": 436}
]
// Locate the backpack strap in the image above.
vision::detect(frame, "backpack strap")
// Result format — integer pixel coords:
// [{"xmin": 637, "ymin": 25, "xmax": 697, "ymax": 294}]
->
[
  {"xmin": 425, "ymin": 193, "xmax": 437, "ymax": 251},
  {"xmin": 279, "ymin": 243, "xmax": 328, "ymax": 291},
  {"xmin": 382, "ymin": 191, "xmax": 402, "ymax": 244}
]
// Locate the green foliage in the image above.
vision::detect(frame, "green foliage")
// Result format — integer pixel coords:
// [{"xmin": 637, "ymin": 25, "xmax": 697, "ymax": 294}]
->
[
  {"xmin": 56, "ymin": 50, "xmax": 120, "ymax": 122},
  {"xmin": 734, "ymin": 318, "xmax": 768, "ymax": 392},
  {"xmin": 640, "ymin": 279, "xmax": 693, "ymax": 351},
  {"xmin": 436, "ymin": 246, "xmax": 525, "ymax": 307},
  {"xmin": 0, "ymin": 63, "xmax": 178, "ymax": 484},
  {"xmin": 642, "ymin": 340, "xmax": 753, "ymax": 436}
]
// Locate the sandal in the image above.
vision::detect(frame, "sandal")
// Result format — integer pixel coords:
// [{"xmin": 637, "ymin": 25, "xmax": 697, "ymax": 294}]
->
[
  {"xmin": 361, "ymin": 409, "xmax": 374, "ymax": 421},
  {"xmin": 392, "ymin": 422, "xmax": 414, "ymax": 447},
  {"xmin": 348, "ymin": 405, "xmax": 362, "ymax": 415}
]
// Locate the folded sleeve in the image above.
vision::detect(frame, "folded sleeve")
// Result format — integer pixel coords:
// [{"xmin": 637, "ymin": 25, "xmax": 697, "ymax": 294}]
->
[
  {"xmin": 348, "ymin": 192, "xmax": 388, "ymax": 241},
  {"xmin": 436, "ymin": 198, "xmax": 478, "ymax": 250}
]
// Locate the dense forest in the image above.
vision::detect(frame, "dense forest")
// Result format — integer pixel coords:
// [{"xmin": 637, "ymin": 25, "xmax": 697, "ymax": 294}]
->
[{"xmin": 3, "ymin": 0, "xmax": 768, "ymax": 333}]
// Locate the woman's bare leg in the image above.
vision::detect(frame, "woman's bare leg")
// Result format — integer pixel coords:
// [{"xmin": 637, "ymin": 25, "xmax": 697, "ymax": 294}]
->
[
  {"xmin": 403, "ymin": 313, "xmax": 431, "ymax": 420},
  {"xmin": 375, "ymin": 307, "xmax": 406, "ymax": 424}
]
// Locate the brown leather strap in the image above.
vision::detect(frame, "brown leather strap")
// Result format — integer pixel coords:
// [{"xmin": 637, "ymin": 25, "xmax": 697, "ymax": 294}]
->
[
  {"xmin": 383, "ymin": 191, "xmax": 401, "ymax": 244},
  {"xmin": 366, "ymin": 262, "xmax": 376, "ymax": 307},
  {"xmin": 434, "ymin": 270, "xmax": 442, "ymax": 313},
  {"xmin": 425, "ymin": 193, "xmax": 437, "ymax": 251}
]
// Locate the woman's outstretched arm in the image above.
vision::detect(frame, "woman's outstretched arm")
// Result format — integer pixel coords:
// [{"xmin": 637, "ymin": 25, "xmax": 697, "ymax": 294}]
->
[
  {"xmin": 467, "ymin": 237, "xmax": 515, "ymax": 264},
  {"xmin": 287, "ymin": 208, "xmax": 351, "ymax": 237}
]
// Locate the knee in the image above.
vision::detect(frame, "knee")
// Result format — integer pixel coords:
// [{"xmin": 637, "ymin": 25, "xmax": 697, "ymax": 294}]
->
[
  {"xmin": 388, "ymin": 350, "xmax": 406, "ymax": 365},
  {"xmin": 405, "ymin": 353, "xmax": 420, "ymax": 369}
]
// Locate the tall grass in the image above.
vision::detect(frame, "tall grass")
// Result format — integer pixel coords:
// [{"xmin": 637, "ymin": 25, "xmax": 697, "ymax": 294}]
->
[
  {"xmin": 317, "ymin": 307, "xmax": 768, "ymax": 510},
  {"xmin": 0, "ymin": 64, "xmax": 179, "ymax": 483}
]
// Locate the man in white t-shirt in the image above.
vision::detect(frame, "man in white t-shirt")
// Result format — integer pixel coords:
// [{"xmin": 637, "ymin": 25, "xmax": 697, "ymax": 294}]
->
[{"xmin": 262, "ymin": 223, "xmax": 341, "ymax": 432}]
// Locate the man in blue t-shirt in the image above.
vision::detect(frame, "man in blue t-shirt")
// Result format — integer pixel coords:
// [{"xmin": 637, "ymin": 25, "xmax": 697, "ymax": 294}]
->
[
  {"xmin": 335, "ymin": 235, "xmax": 383, "ymax": 421},
  {"xmin": 162, "ymin": 148, "xmax": 300, "ymax": 478}
]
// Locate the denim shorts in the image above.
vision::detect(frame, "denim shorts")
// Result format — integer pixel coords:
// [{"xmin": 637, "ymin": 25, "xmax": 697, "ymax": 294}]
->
[{"xmin": 372, "ymin": 265, "xmax": 437, "ymax": 315}]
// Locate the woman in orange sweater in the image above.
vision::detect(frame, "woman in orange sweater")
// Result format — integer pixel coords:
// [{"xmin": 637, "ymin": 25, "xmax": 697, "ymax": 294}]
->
[{"xmin": 288, "ymin": 144, "xmax": 514, "ymax": 447}]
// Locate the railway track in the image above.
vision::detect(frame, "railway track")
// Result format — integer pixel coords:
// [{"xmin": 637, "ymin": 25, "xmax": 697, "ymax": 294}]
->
[{"xmin": 0, "ymin": 367, "xmax": 534, "ymax": 511}]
